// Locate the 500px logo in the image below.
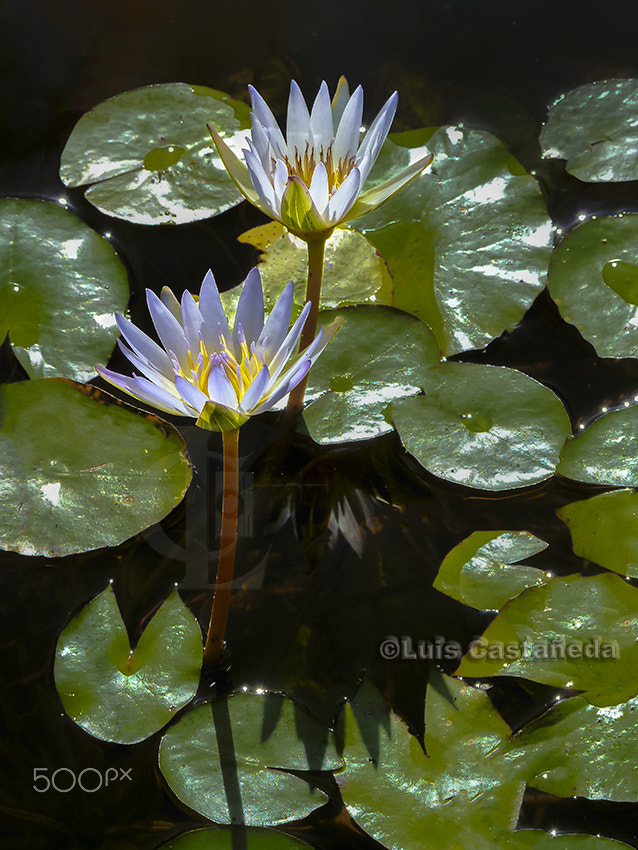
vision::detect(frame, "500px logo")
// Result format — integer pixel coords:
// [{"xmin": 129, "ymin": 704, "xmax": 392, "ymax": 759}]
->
[{"xmin": 33, "ymin": 767, "xmax": 132, "ymax": 793}]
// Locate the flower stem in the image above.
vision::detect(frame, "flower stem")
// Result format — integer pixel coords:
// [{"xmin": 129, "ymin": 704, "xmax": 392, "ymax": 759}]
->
[
  {"xmin": 286, "ymin": 235, "xmax": 328, "ymax": 414},
  {"xmin": 203, "ymin": 426, "xmax": 240, "ymax": 668}
]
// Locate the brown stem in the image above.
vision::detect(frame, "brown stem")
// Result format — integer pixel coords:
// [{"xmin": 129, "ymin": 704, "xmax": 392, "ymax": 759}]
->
[
  {"xmin": 285, "ymin": 235, "xmax": 328, "ymax": 415},
  {"xmin": 203, "ymin": 426, "xmax": 240, "ymax": 667}
]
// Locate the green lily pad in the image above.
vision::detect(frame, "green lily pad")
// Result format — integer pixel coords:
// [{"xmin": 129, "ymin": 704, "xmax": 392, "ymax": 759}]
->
[
  {"xmin": 301, "ymin": 305, "xmax": 441, "ymax": 444},
  {"xmin": 540, "ymin": 79, "xmax": 638, "ymax": 182},
  {"xmin": 558, "ymin": 404, "xmax": 638, "ymax": 486},
  {"xmin": 0, "ymin": 378, "xmax": 192, "ymax": 557},
  {"xmin": 435, "ymin": 530, "xmax": 551, "ymax": 610},
  {"xmin": 390, "ymin": 362, "xmax": 571, "ymax": 491},
  {"xmin": 158, "ymin": 691, "xmax": 341, "ymax": 825},
  {"xmin": 547, "ymin": 215, "xmax": 638, "ymax": 358},
  {"xmin": 349, "ymin": 127, "xmax": 553, "ymax": 355},
  {"xmin": 338, "ymin": 673, "xmax": 627, "ymax": 850},
  {"xmin": 513, "ymin": 694, "xmax": 638, "ymax": 801},
  {"xmin": 0, "ymin": 198, "xmax": 129, "ymax": 380},
  {"xmin": 60, "ymin": 83, "xmax": 250, "ymax": 224},
  {"xmin": 55, "ymin": 586, "xmax": 202, "ymax": 744},
  {"xmin": 234, "ymin": 223, "xmax": 389, "ymax": 311},
  {"xmin": 455, "ymin": 573, "xmax": 635, "ymax": 707},
  {"xmin": 558, "ymin": 490, "xmax": 638, "ymax": 577},
  {"xmin": 160, "ymin": 828, "xmax": 312, "ymax": 849}
]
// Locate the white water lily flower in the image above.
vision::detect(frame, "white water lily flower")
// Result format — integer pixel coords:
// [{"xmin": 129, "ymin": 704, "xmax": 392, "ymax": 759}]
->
[
  {"xmin": 96, "ymin": 267, "xmax": 342, "ymax": 431},
  {"xmin": 208, "ymin": 78, "xmax": 433, "ymax": 240}
]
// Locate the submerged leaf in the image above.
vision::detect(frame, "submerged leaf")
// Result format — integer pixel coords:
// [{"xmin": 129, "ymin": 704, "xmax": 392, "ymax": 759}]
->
[
  {"xmin": 60, "ymin": 83, "xmax": 250, "ymax": 224},
  {"xmin": 390, "ymin": 363, "xmax": 570, "ymax": 491},
  {"xmin": 0, "ymin": 198, "xmax": 129, "ymax": 380},
  {"xmin": 160, "ymin": 828, "xmax": 312, "ymax": 849},
  {"xmin": 55, "ymin": 586, "xmax": 202, "ymax": 744},
  {"xmin": 0, "ymin": 379, "xmax": 192, "ymax": 557}
]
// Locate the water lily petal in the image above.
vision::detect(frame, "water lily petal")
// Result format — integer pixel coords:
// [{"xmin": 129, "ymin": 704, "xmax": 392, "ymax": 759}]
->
[
  {"xmin": 356, "ymin": 91, "xmax": 398, "ymax": 183},
  {"xmin": 333, "ymin": 84, "xmax": 363, "ymax": 165},
  {"xmin": 115, "ymin": 313, "xmax": 174, "ymax": 378},
  {"xmin": 239, "ymin": 362, "xmax": 270, "ymax": 412},
  {"xmin": 174, "ymin": 374, "xmax": 208, "ymax": 413},
  {"xmin": 160, "ymin": 286, "xmax": 182, "ymax": 322},
  {"xmin": 268, "ymin": 300, "xmax": 312, "ymax": 374},
  {"xmin": 207, "ymin": 123, "xmax": 267, "ymax": 212},
  {"xmin": 309, "ymin": 81, "xmax": 333, "ymax": 152},
  {"xmin": 309, "ymin": 161, "xmax": 330, "ymax": 215},
  {"xmin": 248, "ymin": 85, "xmax": 287, "ymax": 157},
  {"xmin": 286, "ymin": 80, "xmax": 311, "ymax": 157},
  {"xmin": 244, "ymin": 147, "xmax": 278, "ymax": 212},
  {"xmin": 233, "ymin": 266, "xmax": 265, "ymax": 347},
  {"xmin": 346, "ymin": 152, "xmax": 433, "ymax": 221},
  {"xmin": 146, "ymin": 289, "xmax": 190, "ymax": 373},
  {"xmin": 328, "ymin": 166, "xmax": 362, "ymax": 222},
  {"xmin": 248, "ymin": 117, "xmax": 275, "ymax": 174},
  {"xmin": 258, "ymin": 280, "xmax": 294, "ymax": 361},
  {"xmin": 272, "ymin": 159, "xmax": 288, "ymax": 210},
  {"xmin": 180, "ymin": 290, "xmax": 203, "ymax": 352},
  {"xmin": 97, "ymin": 365, "xmax": 192, "ymax": 416},
  {"xmin": 250, "ymin": 359, "xmax": 312, "ymax": 415},
  {"xmin": 208, "ymin": 365, "xmax": 239, "ymax": 408},
  {"xmin": 280, "ymin": 176, "xmax": 327, "ymax": 236},
  {"xmin": 116, "ymin": 340, "xmax": 177, "ymax": 392},
  {"xmin": 331, "ymin": 76, "xmax": 350, "ymax": 129},
  {"xmin": 199, "ymin": 269, "xmax": 232, "ymax": 346}
]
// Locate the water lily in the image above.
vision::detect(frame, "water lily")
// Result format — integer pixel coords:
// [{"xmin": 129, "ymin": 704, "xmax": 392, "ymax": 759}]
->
[
  {"xmin": 207, "ymin": 77, "xmax": 433, "ymax": 240},
  {"xmin": 96, "ymin": 267, "xmax": 342, "ymax": 431}
]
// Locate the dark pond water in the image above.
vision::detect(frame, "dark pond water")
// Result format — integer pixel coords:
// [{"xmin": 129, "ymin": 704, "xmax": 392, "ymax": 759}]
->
[{"xmin": 3, "ymin": 1, "xmax": 638, "ymax": 848}]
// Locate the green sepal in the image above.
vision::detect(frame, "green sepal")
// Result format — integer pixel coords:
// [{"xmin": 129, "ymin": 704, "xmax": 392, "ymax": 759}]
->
[{"xmin": 196, "ymin": 402, "xmax": 248, "ymax": 432}]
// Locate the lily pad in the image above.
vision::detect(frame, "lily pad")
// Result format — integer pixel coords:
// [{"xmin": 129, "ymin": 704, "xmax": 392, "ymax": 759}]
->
[
  {"xmin": 455, "ymin": 573, "xmax": 635, "ymax": 707},
  {"xmin": 60, "ymin": 83, "xmax": 250, "ymax": 224},
  {"xmin": 160, "ymin": 828, "xmax": 312, "ymax": 849},
  {"xmin": 558, "ymin": 404, "xmax": 638, "ymax": 486},
  {"xmin": 390, "ymin": 362, "xmax": 571, "ymax": 491},
  {"xmin": 0, "ymin": 198, "xmax": 129, "ymax": 380},
  {"xmin": 547, "ymin": 215, "xmax": 638, "ymax": 358},
  {"xmin": 235, "ymin": 223, "xmax": 389, "ymax": 311},
  {"xmin": 513, "ymin": 694, "xmax": 638, "ymax": 801},
  {"xmin": 558, "ymin": 490, "xmax": 638, "ymax": 577},
  {"xmin": 301, "ymin": 305, "xmax": 441, "ymax": 444},
  {"xmin": 349, "ymin": 127, "xmax": 553, "ymax": 355},
  {"xmin": 435, "ymin": 530, "xmax": 551, "ymax": 610},
  {"xmin": 0, "ymin": 378, "xmax": 192, "ymax": 557},
  {"xmin": 338, "ymin": 674, "xmax": 627, "ymax": 850},
  {"xmin": 158, "ymin": 691, "xmax": 341, "ymax": 825},
  {"xmin": 55, "ymin": 586, "xmax": 202, "ymax": 744},
  {"xmin": 540, "ymin": 79, "xmax": 638, "ymax": 182}
]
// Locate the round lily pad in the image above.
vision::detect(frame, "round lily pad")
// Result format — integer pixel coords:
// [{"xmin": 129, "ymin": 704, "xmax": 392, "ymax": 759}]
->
[
  {"xmin": 60, "ymin": 83, "xmax": 250, "ymax": 224},
  {"xmin": 435, "ymin": 530, "xmax": 550, "ymax": 610},
  {"xmin": 390, "ymin": 363, "xmax": 571, "ymax": 491},
  {"xmin": 158, "ymin": 691, "xmax": 340, "ymax": 825},
  {"xmin": 0, "ymin": 378, "xmax": 192, "ymax": 557},
  {"xmin": 160, "ymin": 828, "xmax": 311, "ymax": 849},
  {"xmin": 349, "ymin": 127, "xmax": 553, "ymax": 355},
  {"xmin": 0, "ymin": 197, "xmax": 129, "ymax": 380},
  {"xmin": 55, "ymin": 586, "xmax": 202, "ymax": 744},
  {"xmin": 455, "ymin": 572, "xmax": 638, "ymax": 707},
  {"xmin": 514, "ymin": 693, "xmax": 638, "ymax": 802},
  {"xmin": 558, "ymin": 490, "xmax": 638, "ymax": 577},
  {"xmin": 541, "ymin": 79, "xmax": 638, "ymax": 182},
  {"xmin": 558, "ymin": 404, "xmax": 638, "ymax": 486},
  {"xmin": 547, "ymin": 214, "xmax": 638, "ymax": 358},
  {"xmin": 301, "ymin": 305, "xmax": 441, "ymax": 444}
]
